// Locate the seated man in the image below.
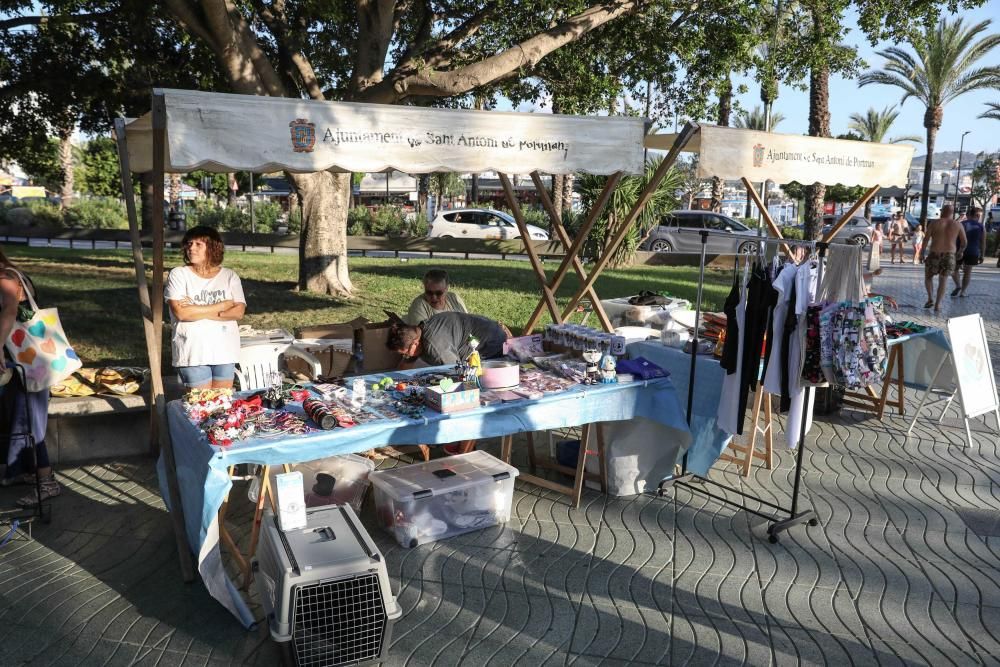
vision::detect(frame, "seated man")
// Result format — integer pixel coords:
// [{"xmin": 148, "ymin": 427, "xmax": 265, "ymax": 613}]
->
[
  {"xmin": 405, "ymin": 269, "xmax": 468, "ymax": 325},
  {"xmin": 388, "ymin": 311, "xmax": 507, "ymax": 367}
]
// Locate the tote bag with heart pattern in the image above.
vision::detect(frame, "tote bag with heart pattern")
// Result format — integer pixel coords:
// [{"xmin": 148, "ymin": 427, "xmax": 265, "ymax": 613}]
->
[{"xmin": 4, "ymin": 270, "xmax": 82, "ymax": 393}]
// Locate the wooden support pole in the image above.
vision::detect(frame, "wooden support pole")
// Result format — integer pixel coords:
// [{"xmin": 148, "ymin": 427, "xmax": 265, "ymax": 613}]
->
[
  {"xmin": 822, "ymin": 184, "xmax": 881, "ymax": 244},
  {"xmin": 523, "ymin": 172, "xmax": 621, "ymax": 333},
  {"xmin": 741, "ymin": 177, "xmax": 792, "ymax": 257},
  {"xmin": 114, "ymin": 113, "xmax": 195, "ymax": 582},
  {"xmin": 528, "ymin": 171, "xmax": 614, "ymax": 332},
  {"xmin": 563, "ymin": 122, "xmax": 699, "ymax": 320},
  {"xmin": 498, "ymin": 173, "xmax": 562, "ymax": 325}
]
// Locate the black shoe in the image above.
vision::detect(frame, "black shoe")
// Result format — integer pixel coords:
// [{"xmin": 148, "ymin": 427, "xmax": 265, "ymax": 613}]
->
[
  {"xmin": 950, "ymin": 287, "xmax": 961, "ymax": 297},
  {"xmin": 923, "ymin": 300, "xmax": 934, "ymax": 308}
]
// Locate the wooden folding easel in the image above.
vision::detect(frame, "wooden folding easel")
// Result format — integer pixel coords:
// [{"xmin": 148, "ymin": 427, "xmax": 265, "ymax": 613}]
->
[
  {"xmin": 718, "ymin": 390, "xmax": 774, "ymax": 477},
  {"xmin": 841, "ymin": 343, "xmax": 905, "ymax": 419}
]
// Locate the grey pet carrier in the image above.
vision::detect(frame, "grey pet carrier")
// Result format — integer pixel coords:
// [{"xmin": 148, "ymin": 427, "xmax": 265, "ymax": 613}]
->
[{"xmin": 253, "ymin": 504, "xmax": 401, "ymax": 666}]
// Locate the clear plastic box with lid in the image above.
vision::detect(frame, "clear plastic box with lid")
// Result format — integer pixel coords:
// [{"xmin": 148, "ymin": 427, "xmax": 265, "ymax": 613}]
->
[{"xmin": 369, "ymin": 451, "xmax": 519, "ymax": 548}]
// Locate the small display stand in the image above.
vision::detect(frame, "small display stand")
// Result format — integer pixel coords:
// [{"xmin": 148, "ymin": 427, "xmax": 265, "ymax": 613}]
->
[{"xmin": 907, "ymin": 314, "xmax": 1000, "ymax": 448}]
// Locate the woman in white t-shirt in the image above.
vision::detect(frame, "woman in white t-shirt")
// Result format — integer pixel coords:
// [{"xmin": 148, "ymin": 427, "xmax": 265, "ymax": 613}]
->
[{"xmin": 165, "ymin": 226, "xmax": 246, "ymax": 388}]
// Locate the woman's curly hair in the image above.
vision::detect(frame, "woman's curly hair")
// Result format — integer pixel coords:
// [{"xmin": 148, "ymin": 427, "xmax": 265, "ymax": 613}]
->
[{"xmin": 181, "ymin": 225, "xmax": 225, "ymax": 266}]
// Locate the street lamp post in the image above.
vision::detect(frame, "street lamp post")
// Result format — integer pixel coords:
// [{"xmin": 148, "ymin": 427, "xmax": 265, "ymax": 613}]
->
[{"xmin": 954, "ymin": 130, "xmax": 971, "ymax": 210}]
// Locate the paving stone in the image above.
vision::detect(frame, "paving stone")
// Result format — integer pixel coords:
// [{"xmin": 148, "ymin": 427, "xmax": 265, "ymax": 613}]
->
[
  {"xmin": 669, "ymin": 613, "xmax": 773, "ymax": 666},
  {"xmin": 468, "ymin": 591, "xmax": 577, "ymax": 663},
  {"xmin": 570, "ymin": 599, "xmax": 670, "ymax": 665}
]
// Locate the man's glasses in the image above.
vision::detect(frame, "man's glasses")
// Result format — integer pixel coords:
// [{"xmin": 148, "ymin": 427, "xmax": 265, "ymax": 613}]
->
[{"xmin": 425, "ymin": 289, "xmax": 445, "ymax": 297}]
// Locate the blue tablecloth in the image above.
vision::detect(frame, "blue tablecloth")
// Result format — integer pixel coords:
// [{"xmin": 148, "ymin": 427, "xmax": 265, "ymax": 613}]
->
[
  {"xmin": 627, "ymin": 341, "xmax": 730, "ymax": 477},
  {"xmin": 888, "ymin": 327, "xmax": 952, "ymax": 390},
  {"xmin": 157, "ymin": 368, "xmax": 691, "ymax": 627}
]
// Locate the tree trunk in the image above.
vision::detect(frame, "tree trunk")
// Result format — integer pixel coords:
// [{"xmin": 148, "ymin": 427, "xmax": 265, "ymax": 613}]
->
[
  {"xmin": 562, "ymin": 173, "xmax": 574, "ymax": 215},
  {"xmin": 471, "ymin": 174, "xmax": 479, "ymax": 205},
  {"xmin": 552, "ymin": 174, "xmax": 564, "ymax": 214},
  {"xmin": 140, "ymin": 171, "xmax": 155, "ymax": 232},
  {"xmin": 804, "ymin": 57, "xmax": 831, "ymax": 240},
  {"xmin": 169, "ymin": 174, "xmax": 182, "ymax": 212},
  {"xmin": 58, "ymin": 127, "xmax": 74, "ymax": 209},
  {"xmin": 290, "ymin": 171, "xmax": 354, "ymax": 296},
  {"xmin": 745, "ymin": 185, "xmax": 753, "ymax": 219},
  {"xmin": 227, "ymin": 173, "xmax": 238, "ymax": 207},
  {"xmin": 919, "ymin": 106, "xmax": 942, "ymax": 228},
  {"xmin": 711, "ymin": 79, "xmax": 732, "ymax": 212}
]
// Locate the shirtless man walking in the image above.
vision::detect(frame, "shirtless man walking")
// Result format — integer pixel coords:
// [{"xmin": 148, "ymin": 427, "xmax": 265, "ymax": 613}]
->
[{"xmin": 923, "ymin": 205, "xmax": 967, "ymax": 313}]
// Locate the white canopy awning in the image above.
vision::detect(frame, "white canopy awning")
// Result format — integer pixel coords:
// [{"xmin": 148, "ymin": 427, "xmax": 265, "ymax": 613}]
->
[
  {"xmin": 122, "ymin": 89, "xmax": 647, "ymax": 176},
  {"xmin": 645, "ymin": 125, "xmax": 914, "ymax": 187}
]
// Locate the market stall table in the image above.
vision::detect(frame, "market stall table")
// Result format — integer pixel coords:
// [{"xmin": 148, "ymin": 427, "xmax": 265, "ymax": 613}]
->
[
  {"xmin": 627, "ymin": 341, "xmax": 731, "ymax": 476},
  {"xmin": 157, "ymin": 369, "xmax": 691, "ymax": 627}
]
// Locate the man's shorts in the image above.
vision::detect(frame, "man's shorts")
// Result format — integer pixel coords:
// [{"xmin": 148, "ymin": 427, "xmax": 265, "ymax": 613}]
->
[
  {"xmin": 960, "ymin": 252, "xmax": 980, "ymax": 267},
  {"xmin": 924, "ymin": 251, "xmax": 956, "ymax": 277}
]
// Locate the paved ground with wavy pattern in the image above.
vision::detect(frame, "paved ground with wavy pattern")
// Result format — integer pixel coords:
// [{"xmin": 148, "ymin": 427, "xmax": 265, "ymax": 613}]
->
[{"xmin": 2, "ymin": 261, "xmax": 999, "ymax": 666}]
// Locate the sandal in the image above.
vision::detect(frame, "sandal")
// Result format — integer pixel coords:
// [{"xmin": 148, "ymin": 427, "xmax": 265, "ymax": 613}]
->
[
  {"xmin": 923, "ymin": 300, "xmax": 934, "ymax": 309},
  {"xmin": 16, "ymin": 474, "xmax": 60, "ymax": 508}
]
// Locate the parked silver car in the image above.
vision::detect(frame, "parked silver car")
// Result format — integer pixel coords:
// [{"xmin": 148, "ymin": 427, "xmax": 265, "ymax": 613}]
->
[
  {"xmin": 821, "ymin": 214, "xmax": 873, "ymax": 247},
  {"xmin": 640, "ymin": 211, "xmax": 761, "ymax": 254}
]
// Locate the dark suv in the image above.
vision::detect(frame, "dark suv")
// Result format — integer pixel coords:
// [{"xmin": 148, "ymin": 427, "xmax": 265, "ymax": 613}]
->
[{"xmin": 640, "ymin": 211, "xmax": 760, "ymax": 254}]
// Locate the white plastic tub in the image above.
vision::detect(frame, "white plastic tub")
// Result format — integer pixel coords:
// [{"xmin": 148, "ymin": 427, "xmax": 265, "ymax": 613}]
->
[
  {"xmin": 370, "ymin": 451, "xmax": 519, "ymax": 548},
  {"xmin": 600, "ymin": 296, "xmax": 691, "ymax": 325}
]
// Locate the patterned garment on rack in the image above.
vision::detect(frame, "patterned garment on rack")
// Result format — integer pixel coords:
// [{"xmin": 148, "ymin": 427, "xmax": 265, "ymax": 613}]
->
[
  {"xmin": 827, "ymin": 299, "xmax": 888, "ymax": 390},
  {"xmin": 818, "ymin": 301, "xmax": 840, "ymax": 385},
  {"xmin": 801, "ymin": 304, "xmax": 825, "ymax": 385}
]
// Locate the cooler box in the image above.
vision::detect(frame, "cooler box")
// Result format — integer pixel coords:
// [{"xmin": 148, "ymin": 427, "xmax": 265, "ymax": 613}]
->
[
  {"xmin": 253, "ymin": 505, "xmax": 401, "ymax": 667},
  {"xmin": 370, "ymin": 451, "xmax": 519, "ymax": 548}
]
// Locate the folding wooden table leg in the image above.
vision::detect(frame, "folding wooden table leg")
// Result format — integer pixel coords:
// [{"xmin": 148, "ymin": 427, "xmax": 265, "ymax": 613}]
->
[
  {"xmin": 763, "ymin": 393, "xmax": 774, "ymax": 469},
  {"xmin": 571, "ymin": 424, "xmax": 594, "ymax": 509},
  {"xmin": 876, "ymin": 345, "xmax": 903, "ymax": 419},
  {"xmin": 217, "ymin": 467, "xmax": 248, "ymax": 581},
  {"xmin": 526, "ymin": 432, "xmax": 538, "ymax": 474},
  {"xmin": 744, "ymin": 390, "xmax": 765, "ymax": 476},
  {"xmin": 595, "ymin": 423, "xmax": 608, "ymax": 494},
  {"xmin": 242, "ymin": 465, "xmax": 272, "ymax": 589}
]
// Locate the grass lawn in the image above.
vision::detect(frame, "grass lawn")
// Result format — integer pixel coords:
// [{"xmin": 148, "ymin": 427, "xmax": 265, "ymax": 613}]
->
[{"xmin": 4, "ymin": 246, "xmax": 732, "ymax": 367}]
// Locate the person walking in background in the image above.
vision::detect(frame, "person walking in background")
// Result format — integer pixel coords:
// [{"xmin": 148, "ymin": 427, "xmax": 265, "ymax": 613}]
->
[
  {"xmin": 912, "ymin": 223, "xmax": 925, "ymax": 264},
  {"xmin": 951, "ymin": 207, "xmax": 984, "ymax": 298},
  {"xmin": 165, "ymin": 226, "xmax": 246, "ymax": 389},
  {"xmin": 924, "ymin": 205, "xmax": 966, "ymax": 313},
  {"xmin": 888, "ymin": 213, "xmax": 907, "ymax": 264},
  {"xmin": 868, "ymin": 222, "xmax": 883, "ymax": 271}
]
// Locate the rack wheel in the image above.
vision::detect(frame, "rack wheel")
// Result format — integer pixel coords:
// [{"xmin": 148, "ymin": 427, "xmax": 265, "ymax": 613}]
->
[
  {"xmin": 768, "ymin": 534, "xmax": 779, "ymax": 544},
  {"xmin": 808, "ymin": 518, "xmax": 819, "ymax": 527}
]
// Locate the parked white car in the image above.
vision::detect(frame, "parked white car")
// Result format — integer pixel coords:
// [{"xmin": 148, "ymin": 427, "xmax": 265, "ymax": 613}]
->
[{"xmin": 428, "ymin": 208, "xmax": 549, "ymax": 241}]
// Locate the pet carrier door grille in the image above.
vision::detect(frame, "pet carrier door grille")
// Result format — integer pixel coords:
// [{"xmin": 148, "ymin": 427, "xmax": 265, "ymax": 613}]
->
[{"xmin": 292, "ymin": 572, "xmax": 388, "ymax": 667}]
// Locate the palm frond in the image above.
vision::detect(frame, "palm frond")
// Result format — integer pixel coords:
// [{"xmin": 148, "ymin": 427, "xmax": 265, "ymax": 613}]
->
[{"xmin": 980, "ymin": 101, "xmax": 1000, "ymax": 121}]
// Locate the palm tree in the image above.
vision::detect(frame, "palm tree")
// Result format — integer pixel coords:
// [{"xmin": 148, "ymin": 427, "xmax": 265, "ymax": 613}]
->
[
  {"xmin": 847, "ymin": 106, "xmax": 923, "ymax": 144},
  {"xmin": 859, "ymin": 17, "xmax": 1000, "ymax": 226},
  {"xmin": 734, "ymin": 106, "xmax": 786, "ymax": 131},
  {"xmin": 981, "ymin": 102, "xmax": 1000, "ymax": 121}
]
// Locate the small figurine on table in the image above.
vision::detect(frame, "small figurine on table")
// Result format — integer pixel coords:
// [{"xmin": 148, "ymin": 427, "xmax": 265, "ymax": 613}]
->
[
  {"xmin": 465, "ymin": 334, "xmax": 483, "ymax": 386},
  {"xmin": 582, "ymin": 347, "xmax": 602, "ymax": 385},
  {"xmin": 599, "ymin": 352, "xmax": 618, "ymax": 384}
]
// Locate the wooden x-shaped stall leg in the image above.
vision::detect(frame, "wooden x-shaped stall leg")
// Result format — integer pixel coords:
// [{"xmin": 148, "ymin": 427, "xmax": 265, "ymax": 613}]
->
[
  {"xmin": 526, "ymin": 171, "xmax": 616, "ymax": 332},
  {"xmin": 562, "ymin": 123, "xmax": 698, "ymax": 320},
  {"xmin": 521, "ymin": 172, "xmax": 622, "ymax": 333},
  {"xmin": 498, "ymin": 173, "xmax": 561, "ymax": 325}
]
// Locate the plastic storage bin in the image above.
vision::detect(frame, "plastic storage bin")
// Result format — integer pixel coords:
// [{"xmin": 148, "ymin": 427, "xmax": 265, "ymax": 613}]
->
[
  {"xmin": 370, "ymin": 451, "xmax": 519, "ymax": 548},
  {"xmin": 253, "ymin": 505, "xmax": 401, "ymax": 667},
  {"xmin": 269, "ymin": 454, "xmax": 376, "ymax": 514}
]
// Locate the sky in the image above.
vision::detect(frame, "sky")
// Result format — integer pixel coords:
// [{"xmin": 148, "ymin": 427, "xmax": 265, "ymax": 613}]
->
[{"xmin": 729, "ymin": 1, "xmax": 1000, "ymax": 155}]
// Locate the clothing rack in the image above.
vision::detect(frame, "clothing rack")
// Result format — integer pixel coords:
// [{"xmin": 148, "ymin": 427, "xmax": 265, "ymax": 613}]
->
[
  {"xmin": 659, "ymin": 230, "xmax": 826, "ymax": 544},
  {"xmin": 0, "ymin": 365, "xmax": 52, "ymax": 540}
]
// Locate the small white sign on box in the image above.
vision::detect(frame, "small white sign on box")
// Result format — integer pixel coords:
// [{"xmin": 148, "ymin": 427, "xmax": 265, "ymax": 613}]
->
[{"xmin": 275, "ymin": 471, "xmax": 307, "ymax": 532}]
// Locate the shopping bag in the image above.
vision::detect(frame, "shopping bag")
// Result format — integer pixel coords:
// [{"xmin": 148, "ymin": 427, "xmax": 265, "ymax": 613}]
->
[{"xmin": 4, "ymin": 270, "xmax": 82, "ymax": 393}]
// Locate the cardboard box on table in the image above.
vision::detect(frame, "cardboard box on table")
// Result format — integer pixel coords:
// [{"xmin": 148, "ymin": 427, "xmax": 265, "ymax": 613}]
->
[{"xmin": 294, "ymin": 317, "xmax": 401, "ymax": 374}]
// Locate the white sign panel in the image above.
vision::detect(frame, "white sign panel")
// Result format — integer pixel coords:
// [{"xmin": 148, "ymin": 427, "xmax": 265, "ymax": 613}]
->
[
  {"xmin": 124, "ymin": 89, "xmax": 647, "ymax": 176},
  {"xmin": 947, "ymin": 314, "xmax": 999, "ymax": 419},
  {"xmin": 645, "ymin": 125, "xmax": 914, "ymax": 187}
]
